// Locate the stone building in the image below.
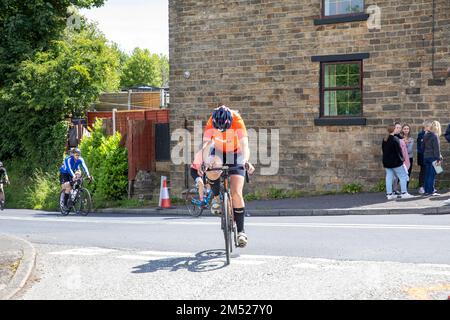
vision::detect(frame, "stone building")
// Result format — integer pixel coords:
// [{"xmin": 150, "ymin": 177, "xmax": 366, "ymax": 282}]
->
[{"xmin": 169, "ymin": 0, "xmax": 450, "ymax": 194}]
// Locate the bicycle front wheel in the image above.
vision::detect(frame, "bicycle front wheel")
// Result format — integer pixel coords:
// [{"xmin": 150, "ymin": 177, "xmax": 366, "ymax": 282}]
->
[
  {"xmin": 74, "ymin": 188, "xmax": 92, "ymax": 216},
  {"xmin": 223, "ymin": 192, "xmax": 232, "ymax": 265}
]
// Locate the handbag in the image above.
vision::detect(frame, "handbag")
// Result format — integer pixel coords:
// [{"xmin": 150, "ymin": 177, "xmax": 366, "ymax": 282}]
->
[{"xmin": 432, "ymin": 160, "xmax": 444, "ymax": 174}]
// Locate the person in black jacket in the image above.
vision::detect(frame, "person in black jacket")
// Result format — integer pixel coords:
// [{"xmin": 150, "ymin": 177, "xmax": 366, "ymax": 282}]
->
[
  {"xmin": 416, "ymin": 124, "xmax": 427, "ymax": 194},
  {"xmin": 423, "ymin": 121, "xmax": 442, "ymax": 196},
  {"xmin": 444, "ymin": 124, "xmax": 450, "ymax": 204},
  {"xmin": 382, "ymin": 125, "xmax": 414, "ymax": 200},
  {"xmin": 444, "ymin": 123, "xmax": 450, "ymax": 144}
]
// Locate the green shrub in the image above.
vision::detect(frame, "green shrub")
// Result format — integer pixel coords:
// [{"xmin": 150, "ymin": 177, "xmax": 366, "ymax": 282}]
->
[
  {"xmin": 25, "ymin": 169, "xmax": 60, "ymax": 211},
  {"xmin": 79, "ymin": 118, "xmax": 128, "ymax": 203},
  {"xmin": 371, "ymin": 179, "xmax": 386, "ymax": 193},
  {"xmin": 1, "ymin": 160, "xmax": 29, "ymax": 209},
  {"xmin": 267, "ymin": 187, "xmax": 289, "ymax": 199},
  {"xmin": 342, "ymin": 183, "xmax": 363, "ymax": 194},
  {"xmin": 244, "ymin": 191, "xmax": 263, "ymax": 202},
  {"xmin": 408, "ymin": 178, "xmax": 419, "ymax": 190}
]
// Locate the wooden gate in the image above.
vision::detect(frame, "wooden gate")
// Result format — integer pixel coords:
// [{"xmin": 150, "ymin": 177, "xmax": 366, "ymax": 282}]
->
[{"xmin": 126, "ymin": 120, "xmax": 156, "ymax": 181}]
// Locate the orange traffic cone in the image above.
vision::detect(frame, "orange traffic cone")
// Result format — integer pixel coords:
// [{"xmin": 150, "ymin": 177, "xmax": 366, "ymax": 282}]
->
[{"xmin": 159, "ymin": 176, "xmax": 172, "ymax": 209}]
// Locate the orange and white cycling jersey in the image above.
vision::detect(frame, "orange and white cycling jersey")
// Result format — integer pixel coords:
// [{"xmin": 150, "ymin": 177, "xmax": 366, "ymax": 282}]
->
[{"xmin": 203, "ymin": 110, "xmax": 248, "ymax": 153}]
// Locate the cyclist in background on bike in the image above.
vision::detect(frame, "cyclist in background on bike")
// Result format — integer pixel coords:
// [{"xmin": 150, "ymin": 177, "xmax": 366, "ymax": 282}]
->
[
  {"xmin": 198, "ymin": 104, "xmax": 255, "ymax": 247},
  {"xmin": 59, "ymin": 148, "xmax": 92, "ymax": 210},
  {"xmin": 191, "ymin": 149, "xmax": 208, "ymax": 202},
  {"xmin": 0, "ymin": 161, "xmax": 10, "ymax": 209}
]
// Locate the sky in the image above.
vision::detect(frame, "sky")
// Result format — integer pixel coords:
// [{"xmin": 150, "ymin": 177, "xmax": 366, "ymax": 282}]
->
[{"xmin": 80, "ymin": 0, "xmax": 169, "ymax": 56}]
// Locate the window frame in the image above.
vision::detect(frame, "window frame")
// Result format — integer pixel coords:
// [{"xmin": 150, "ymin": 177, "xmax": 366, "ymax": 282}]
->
[
  {"xmin": 322, "ymin": 0, "xmax": 365, "ymax": 17},
  {"xmin": 320, "ymin": 60, "xmax": 364, "ymax": 118}
]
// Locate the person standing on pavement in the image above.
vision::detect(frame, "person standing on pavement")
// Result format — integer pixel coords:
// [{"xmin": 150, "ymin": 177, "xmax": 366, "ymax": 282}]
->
[
  {"xmin": 422, "ymin": 120, "xmax": 443, "ymax": 196},
  {"xmin": 444, "ymin": 123, "xmax": 450, "ymax": 145},
  {"xmin": 392, "ymin": 122, "xmax": 410, "ymax": 194},
  {"xmin": 401, "ymin": 124, "xmax": 414, "ymax": 187},
  {"xmin": 443, "ymin": 124, "xmax": 450, "ymax": 204},
  {"xmin": 416, "ymin": 123, "xmax": 427, "ymax": 194},
  {"xmin": 382, "ymin": 125, "xmax": 413, "ymax": 200}
]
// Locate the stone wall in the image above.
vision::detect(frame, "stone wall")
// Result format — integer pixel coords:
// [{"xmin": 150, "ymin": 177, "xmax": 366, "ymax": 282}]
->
[{"xmin": 169, "ymin": 0, "xmax": 450, "ymax": 195}]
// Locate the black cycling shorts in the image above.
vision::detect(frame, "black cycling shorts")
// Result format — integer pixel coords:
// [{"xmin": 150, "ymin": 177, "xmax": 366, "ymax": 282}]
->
[
  {"xmin": 190, "ymin": 167, "xmax": 206, "ymax": 185},
  {"xmin": 210, "ymin": 149, "xmax": 245, "ymax": 177},
  {"xmin": 60, "ymin": 173, "xmax": 72, "ymax": 185}
]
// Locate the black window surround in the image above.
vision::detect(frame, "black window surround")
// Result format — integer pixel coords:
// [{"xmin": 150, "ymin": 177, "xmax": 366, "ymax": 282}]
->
[
  {"xmin": 314, "ymin": 13, "xmax": 370, "ymax": 25},
  {"xmin": 312, "ymin": 53, "xmax": 370, "ymax": 62},
  {"xmin": 311, "ymin": 53, "xmax": 370, "ymax": 126},
  {"xmin": 315, "ymin": 0, "xmax": 368, "ymax": 25}
]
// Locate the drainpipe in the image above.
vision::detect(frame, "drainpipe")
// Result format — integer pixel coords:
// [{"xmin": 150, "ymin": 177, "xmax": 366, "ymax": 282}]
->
[
  {"xmin": 184, "ymin": 117, "xmax": 189, "ymax": 189},
  {"xmin": 431, "ymin": 0, "xmax": 436, "ymax": 78}
]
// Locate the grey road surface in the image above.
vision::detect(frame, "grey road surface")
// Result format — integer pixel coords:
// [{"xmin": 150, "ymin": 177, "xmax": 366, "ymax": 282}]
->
[{"xmin": 1, "ymin": 209, "xmax": 449, "ymax": 300}]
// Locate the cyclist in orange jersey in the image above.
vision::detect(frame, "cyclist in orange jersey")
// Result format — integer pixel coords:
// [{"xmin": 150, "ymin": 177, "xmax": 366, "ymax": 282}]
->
[{"xmin": 198, "ymin": 104, "xmax": 255, "ymax": 247}]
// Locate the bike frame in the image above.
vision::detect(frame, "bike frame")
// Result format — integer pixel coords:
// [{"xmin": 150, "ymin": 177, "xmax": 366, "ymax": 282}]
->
[
  {"xmin": 191, "ymin": 188, "xmax": 214, "ymax": 207},
  {"xmin": 206, "ymin": 165, "xmax": 248, "ymax": 265}
]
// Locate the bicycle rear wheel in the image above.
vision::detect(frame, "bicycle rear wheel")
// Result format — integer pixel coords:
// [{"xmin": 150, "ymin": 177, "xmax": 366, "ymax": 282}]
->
[
  {"xmin": 183, "ymin": 188, "xmax": 204, "ymax": 217},
  {"xmin": 223, "ymin": 192, "xmax": 232, "ymax": 265},
  {"xmin": 74, "ymin": 188, "xmax": 92, "ymax": 216}
]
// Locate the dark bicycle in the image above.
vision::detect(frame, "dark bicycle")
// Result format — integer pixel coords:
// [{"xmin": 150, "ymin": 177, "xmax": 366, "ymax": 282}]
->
[
  {"xmin": 59, "ymin": 176, "xmax": 92, "ymax": 216},
  {"xmin": 206, "ymin": 165, "xmax": 249, "ymax": 265}
]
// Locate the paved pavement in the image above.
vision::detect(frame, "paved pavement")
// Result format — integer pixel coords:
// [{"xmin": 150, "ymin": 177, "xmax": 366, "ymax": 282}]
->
[
  {"xmin": 0, "ymin": 209, "xmax": 449, "ymax": 299},
  {"xmin": 99, "ymin": 191, "xmax": 450, "ymax": 216},
  {"xmin": 0, "ymin": 234, "xmax": 36, "ymax": 300}
]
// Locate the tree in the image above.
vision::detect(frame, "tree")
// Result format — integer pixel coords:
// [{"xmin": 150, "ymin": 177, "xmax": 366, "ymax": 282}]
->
[
  {"xmin": 0, "ymin": 0, "xmax": 108, "ymax": 166},
  {"xmin": 159, "ymin": 54, "xmax": 170, "ymax": 88},
  {"xmin": 120, "ymin": 48, "xmax": 162, "ymax": 88},
  {"xmin": 0, "ymin": 21, "xmax": 121, "ymax": 169},
  {"xmin": 0, "ymin": 0, "xmax": 105, "ymax": 86}
]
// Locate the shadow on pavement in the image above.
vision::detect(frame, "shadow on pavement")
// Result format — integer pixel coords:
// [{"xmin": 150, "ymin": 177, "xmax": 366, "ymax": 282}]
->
[{"xmin": 131, "ymin": 249, "xmax": 229, "ymax": 273}]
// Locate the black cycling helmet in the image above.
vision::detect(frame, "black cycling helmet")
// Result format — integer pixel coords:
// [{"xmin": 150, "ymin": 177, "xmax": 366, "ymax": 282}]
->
[
  {"xmin": 212, "ymin": 105, "xmax": 233, "ymax": 132},
  {"xmin": 71, "ymin": 148, "xmax": 81, "ymax": 156}
]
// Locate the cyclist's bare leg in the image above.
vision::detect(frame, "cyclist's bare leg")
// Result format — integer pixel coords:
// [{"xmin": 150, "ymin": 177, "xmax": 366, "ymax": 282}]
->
[
  {"xmin": 230, "ymin": 175, "xmax": 245, "ymax": 208},
  {"xmin": 0, "ymin": 184, "xmax": 4, "ymax": 203},
  {"xmin": 61, "ymin": 182, "xmax": 72, "ymax": 206},
  {"xmin": 230, "ymin": 174, "xmax": 247, "ymax": 246},
  {"xmin": 196, "ymin": 178, "xmax": 204, "ymax": 201}
]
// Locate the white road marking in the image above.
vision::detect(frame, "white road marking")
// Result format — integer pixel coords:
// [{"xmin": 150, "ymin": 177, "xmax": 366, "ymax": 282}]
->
[
  {"xmin": 117, "ymin": 255, "xmax": 175, "ymax": 261},
  {"xmin": 2, "ymin": 215, "xmax": 450, "ymax": 231},
  {"xmin": 49, "ymin": 247, "xmax": 117, "ymax": 256},
  {"xmin": 292, "ymin": 263, "xmax": 321, "ymax": 269},
  {"xmin": 238, "ymin": 254, "xmax": 283, "ymax": 260},
  {"xmin": 231, "ymin": 260, "xmax": 266, "ymax": 266},
  {"xmin": 138, "ymin": 250, "xmax": 192, "ymax": 257}
]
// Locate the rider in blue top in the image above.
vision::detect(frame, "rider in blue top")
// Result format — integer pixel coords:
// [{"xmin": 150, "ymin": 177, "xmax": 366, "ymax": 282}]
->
[
  {"xmin": 59, "ymin": 148, "xmax": 92, "ymax": 208},
  {"xmin": 60, "ymin": 151, "xmax": 90, "ymax": 178}
]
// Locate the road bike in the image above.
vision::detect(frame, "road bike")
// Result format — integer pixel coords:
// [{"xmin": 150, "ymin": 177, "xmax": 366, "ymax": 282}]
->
[
  {"xmin": 206, "ymin": 165, "xmax": 249, "ymax": 265},
  {"xmin": 59, "ymin": 176, "xmax": 92, "ymax": 216}
]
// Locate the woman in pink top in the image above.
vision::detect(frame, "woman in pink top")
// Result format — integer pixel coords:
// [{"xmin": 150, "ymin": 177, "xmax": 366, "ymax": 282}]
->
[{"xmin": 392, "ymin": 122, "xmax": 410, "ymax": 194}]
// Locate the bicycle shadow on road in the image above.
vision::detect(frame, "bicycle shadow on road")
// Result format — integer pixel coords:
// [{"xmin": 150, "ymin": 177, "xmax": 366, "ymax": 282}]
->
[{"xmin": 131, "ymin": 249, "xmax": 229, "ymax": 273}]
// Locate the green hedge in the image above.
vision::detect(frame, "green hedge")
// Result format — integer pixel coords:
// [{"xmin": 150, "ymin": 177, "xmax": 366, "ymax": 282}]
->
[{"xmin": 79, "ymin": 119, "xmax": 128, "ymax": 203}]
